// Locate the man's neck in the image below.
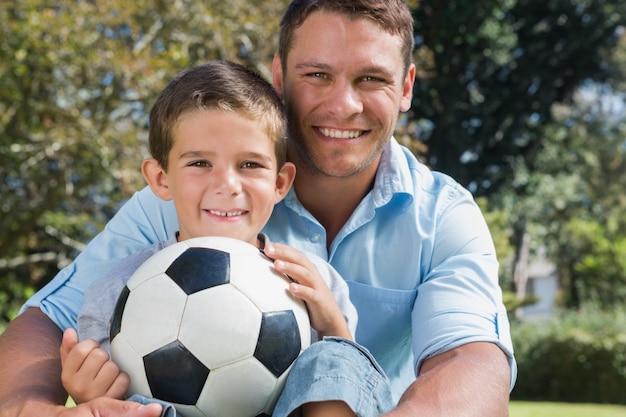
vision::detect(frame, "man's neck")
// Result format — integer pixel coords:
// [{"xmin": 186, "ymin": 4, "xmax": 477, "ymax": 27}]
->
[{"xmin": 293, "ymin": 164, "xmax": 377, "ymax": 249}]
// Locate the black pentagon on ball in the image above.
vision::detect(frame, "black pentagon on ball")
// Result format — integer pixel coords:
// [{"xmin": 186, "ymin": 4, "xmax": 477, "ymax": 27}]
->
[
  {"xmin": 254, "ymin": 310, "xmax": 301, "ymax": 377},
  {"xmin": 144, "ymin": 340, "xmax": 210, "ymax": 405},
  {"xmin": 110, "ymin": 285, "xmax": 131, "ymax": 342},
  {"xmin": 165, "ymin": 247, "xmax": 231, "ymax": 295}
]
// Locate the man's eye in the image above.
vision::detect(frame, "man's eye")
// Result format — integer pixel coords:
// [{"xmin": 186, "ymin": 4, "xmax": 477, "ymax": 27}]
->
[
  {"xmin": 310, "ymin": 72, "xmax": 327, "ymax": 79},
  {"xmin": 363, "ymin": 76, "xmax": 385, "ymax": 83}
]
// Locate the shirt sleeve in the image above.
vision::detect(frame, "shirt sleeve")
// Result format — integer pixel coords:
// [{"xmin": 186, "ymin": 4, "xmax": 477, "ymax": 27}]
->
[
  {"xmin": 19, "ymin": 186, "xmax": 177, "ymax": 331},
  {"xmin": 411, "ymin": 185, "xmax": 516, "ymax": 389}
]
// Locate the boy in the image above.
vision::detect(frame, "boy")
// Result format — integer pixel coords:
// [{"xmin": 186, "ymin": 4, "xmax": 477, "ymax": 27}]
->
[{"xmin": 60, "ymin": 60, "xmax": 389, "ymax": 416}]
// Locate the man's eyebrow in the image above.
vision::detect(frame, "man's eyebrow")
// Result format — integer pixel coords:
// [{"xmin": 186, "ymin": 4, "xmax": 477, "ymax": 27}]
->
[
  {"xmin": 294, "ymin": 61, "xmax": 392, "ymax": 78},
  {"xmin": 294, "ymin": 61, "xmax": 331, "ymax": 71}
]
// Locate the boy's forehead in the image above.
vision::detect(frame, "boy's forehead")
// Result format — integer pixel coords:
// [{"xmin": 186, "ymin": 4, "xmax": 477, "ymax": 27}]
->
[{"xmin": 171, "ymin": 109, "xmax": 278, "ymax": 153}]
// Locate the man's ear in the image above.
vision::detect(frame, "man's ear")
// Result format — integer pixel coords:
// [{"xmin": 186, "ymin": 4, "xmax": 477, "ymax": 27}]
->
[
  {"xmin": 272, "ymin": 53, "xmax": 284, "ymax": 99},
  {"xmin": 141, "ymin": 158, "xmax": 172, "ymax": 201},
  {"xmin": 274, "ymin": 162, "xmax": 296, "ymax": 203},
  {"xmin": 400, "ymin": 63, "xmax": 416, "ymax": 112}
]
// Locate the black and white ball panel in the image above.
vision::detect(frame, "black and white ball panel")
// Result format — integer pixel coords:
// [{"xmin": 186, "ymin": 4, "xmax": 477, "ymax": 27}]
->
[{"xmin": 110, "ymin": 236, "xmax": 311, "ymax": 417}]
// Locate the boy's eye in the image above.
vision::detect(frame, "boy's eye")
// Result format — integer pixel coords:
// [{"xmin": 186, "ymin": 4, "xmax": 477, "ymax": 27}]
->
[
  {"xmin": 241, "ymin": 161, "xmax": 263, "ymax": 169},
  {"xmin": 189, "ymin": 160, "xmax": 211, "ymax": 167}
]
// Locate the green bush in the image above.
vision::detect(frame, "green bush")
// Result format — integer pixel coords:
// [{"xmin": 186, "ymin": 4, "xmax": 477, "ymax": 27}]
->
[{"xmin": 511, "ymin": 306, "xmax": 626, "ymax": 404}]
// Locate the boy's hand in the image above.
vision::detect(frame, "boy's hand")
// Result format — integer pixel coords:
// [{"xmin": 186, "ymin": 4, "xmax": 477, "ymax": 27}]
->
[
  {"xmin": 264, "ymin": 243, "xmax": 352, "ymax": 340},
  {"xmin": 60, "ymin": 328, "xmax": 130, "ymax": 403}
]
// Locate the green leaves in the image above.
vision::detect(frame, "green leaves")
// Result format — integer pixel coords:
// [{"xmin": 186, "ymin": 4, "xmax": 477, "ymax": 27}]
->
[{"xmin": 0, "ymin": 0, "xmax": 289, "ymax": 321}]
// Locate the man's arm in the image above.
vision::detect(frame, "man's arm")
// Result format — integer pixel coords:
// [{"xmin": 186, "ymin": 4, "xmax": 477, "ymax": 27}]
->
[
  {"xmin": 383, "ymin": 342, "xmax": 511, "ymax": 417},
  {"xmin": 0, "ymin": 309, "xmax": 162, "ymax": 417},
  {"xmin": 0, "ymin": 308, "xmax": 67, "ymax": 416}
]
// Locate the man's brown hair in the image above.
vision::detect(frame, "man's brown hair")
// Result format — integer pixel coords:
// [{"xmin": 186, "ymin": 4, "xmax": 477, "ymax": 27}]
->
[{"xmin": 278, "ymin": 0, "xmax": 414, "ymax": 75}]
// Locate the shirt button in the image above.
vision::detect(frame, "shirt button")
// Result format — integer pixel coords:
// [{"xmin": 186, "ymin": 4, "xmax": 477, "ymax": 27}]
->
[{"xmin": 310, "ymin": 233, "xmax": 321, "ymax": 243}]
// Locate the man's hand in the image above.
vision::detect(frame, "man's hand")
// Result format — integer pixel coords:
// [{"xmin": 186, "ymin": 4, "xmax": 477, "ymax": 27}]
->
[
  {"xmin": 264, "ymin": 242, "xmax": 352, "ymax": 340},
  {"xmin": 60, "ymin": 329, "xmax": 130, "ymax": 403},
  {"xmin": 57, "ymin": 397, "xmax": 162, "ymax": 417}
]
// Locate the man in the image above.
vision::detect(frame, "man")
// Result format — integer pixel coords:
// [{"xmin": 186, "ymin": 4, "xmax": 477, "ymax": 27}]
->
[{"xmin": 0, "ymin": 1, "xmax": 515, "ymax": 416}]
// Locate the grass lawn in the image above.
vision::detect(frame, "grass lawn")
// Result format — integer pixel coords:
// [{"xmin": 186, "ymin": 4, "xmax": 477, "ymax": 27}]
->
[{"xmin": 510, "ymin": 401, "xmax": 626, "ymax": 417}]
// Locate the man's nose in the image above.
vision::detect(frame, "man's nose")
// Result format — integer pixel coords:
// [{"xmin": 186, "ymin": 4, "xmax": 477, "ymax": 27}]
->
[{"xmin": 326, "ymin": 80, "xmax": 363, "ymax": 118}]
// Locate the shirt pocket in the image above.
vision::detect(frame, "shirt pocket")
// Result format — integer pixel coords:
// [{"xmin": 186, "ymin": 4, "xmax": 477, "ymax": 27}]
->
[{"xmin": 346, "ymin": 280, "xmax": 417, "ymax": 364}]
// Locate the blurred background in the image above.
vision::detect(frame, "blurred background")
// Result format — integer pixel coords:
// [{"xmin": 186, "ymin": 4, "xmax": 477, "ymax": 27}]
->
[{"xmin": 1, "ymin": 0, "xmax": 625, "ymax": 409}]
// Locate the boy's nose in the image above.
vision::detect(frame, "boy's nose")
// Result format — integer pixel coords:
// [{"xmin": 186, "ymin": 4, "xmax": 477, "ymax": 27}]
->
[{"xmin": 213, "ymin": 168, "xmax": 242, "ymax": 195}]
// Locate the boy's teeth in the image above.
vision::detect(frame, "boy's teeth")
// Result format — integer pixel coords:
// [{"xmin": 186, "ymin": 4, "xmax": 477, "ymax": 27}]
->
[{"xmin": 209, "ymin": 210, "xmax": 244, "ymax": 217}]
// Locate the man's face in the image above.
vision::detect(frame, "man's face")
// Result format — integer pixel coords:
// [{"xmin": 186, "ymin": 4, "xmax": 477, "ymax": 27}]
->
[{"xmin": 275, "ymin": 10, "xmax": 415, "ymax": 179}]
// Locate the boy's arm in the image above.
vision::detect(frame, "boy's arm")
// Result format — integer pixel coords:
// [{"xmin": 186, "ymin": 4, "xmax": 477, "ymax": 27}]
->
[{"xmin": 264, "ymin": 243, "xmax": 352, "ymax": 340}]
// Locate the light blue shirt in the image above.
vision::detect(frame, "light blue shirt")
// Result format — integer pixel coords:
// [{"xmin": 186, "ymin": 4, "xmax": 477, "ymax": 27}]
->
[{"xmin": 22, "ymin": 138, "xmax": 516, "ymax": 400}]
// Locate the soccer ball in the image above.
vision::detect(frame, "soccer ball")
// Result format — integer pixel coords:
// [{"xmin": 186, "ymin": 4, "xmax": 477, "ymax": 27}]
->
[{"xmin": 109, "ymin": 236, "xmax": 311, "ymax": 417}]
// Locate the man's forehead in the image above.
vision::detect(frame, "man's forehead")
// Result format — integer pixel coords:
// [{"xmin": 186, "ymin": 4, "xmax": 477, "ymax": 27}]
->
[{"xmin": 288, "ymin": 12, "xmax": 404, "ymax": 66}]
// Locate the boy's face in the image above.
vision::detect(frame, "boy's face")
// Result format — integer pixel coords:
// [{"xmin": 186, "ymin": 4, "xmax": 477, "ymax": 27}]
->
[
  {"xmin": 143, "ymin": 109, "xmax": 295, "ymax": 247},
  {"xmin": 273, "ymin": 11, "xmax": 415, "ymax": 179}
]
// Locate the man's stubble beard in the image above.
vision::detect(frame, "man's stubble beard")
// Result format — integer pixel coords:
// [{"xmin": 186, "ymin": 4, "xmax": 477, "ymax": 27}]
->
[{"xmin": 287, "ymin": 120, "xmax": 385, "ymax": 180}]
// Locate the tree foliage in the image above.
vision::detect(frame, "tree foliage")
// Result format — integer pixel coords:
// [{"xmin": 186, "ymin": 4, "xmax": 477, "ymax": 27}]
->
[
  {"xmin": 412, "ymin": 0, "xmax": 626, "ymax": 195},
  {"xmin": 0, "ymin": 0, "xmax": 288, "ymax": 322},
  {"xmin": 1, "ymin": 0, "xmax": 626, "ymax": 324}
]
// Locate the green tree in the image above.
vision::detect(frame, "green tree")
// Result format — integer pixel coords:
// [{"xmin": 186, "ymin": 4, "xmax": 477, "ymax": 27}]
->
[
  {"xmin": 0, "ymin": 0, "xmax": 287, "ymax": 323},
  {"xmin": 411, "ymin": 0, "xmax": 626, "ymax": 196},
  {"xmin": 501, "ymin": 84, "xmax": 626, "ymax": 309}
]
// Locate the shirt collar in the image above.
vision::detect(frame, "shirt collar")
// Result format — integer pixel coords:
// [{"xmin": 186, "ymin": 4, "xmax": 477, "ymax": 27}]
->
[
  {"xmin": 282, "ymin": 137, "xmax": 415, "ymax": 213},
  {"xmin": 371, "ymin": 138, "xmax": 414, "ymax": 208}
]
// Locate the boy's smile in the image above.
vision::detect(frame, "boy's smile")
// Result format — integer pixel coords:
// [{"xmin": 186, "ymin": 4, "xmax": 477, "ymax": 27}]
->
[{"xmin": 144, "ymin": 109, "xmax": 294, "ymax": 247}]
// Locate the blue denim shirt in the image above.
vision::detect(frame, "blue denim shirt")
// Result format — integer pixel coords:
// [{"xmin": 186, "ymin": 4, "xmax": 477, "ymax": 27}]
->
[{"xmin": 22, "ymin": 138, "xmax": 516, "ymax": 401}]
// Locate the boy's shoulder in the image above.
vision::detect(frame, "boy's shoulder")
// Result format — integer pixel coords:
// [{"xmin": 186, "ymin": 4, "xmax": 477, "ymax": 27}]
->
[{"xmin": 85, "ymin": 237, "xmax": 175, "ymax": 297}]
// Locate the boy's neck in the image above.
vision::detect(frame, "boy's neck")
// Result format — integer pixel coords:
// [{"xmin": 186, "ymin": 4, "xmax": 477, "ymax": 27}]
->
[{"xmin": 175, "ymin": 232, "xmax": 265, "ymax": 250}]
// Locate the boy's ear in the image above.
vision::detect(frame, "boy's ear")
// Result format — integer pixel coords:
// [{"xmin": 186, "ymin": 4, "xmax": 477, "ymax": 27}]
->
[
  {"xmin": 272, "ymin": 53, "xmax": 284, "ymax": 99},
  {"xmin": 274, "ymin": 162, "xmax": 296, "ymax": 203},
  {"xmin": 142, "ymin": 158, "xmax": 172, "ymax": 201}
]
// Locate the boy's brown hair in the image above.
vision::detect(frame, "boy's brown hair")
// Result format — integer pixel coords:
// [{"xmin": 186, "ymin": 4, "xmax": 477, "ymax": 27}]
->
[{"xmin": 148, "ymin": 60, "xmax": 288, "ymax": 171}]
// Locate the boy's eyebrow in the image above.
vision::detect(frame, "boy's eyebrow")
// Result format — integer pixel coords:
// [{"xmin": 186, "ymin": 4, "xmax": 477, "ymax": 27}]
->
[
  {"xmin": 178, "ymin": 150, "xmax": 275, "ymax": 162},
  {"xmin": 178, "ymin": 150, "xmax": 208, "ymax": 159}
]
